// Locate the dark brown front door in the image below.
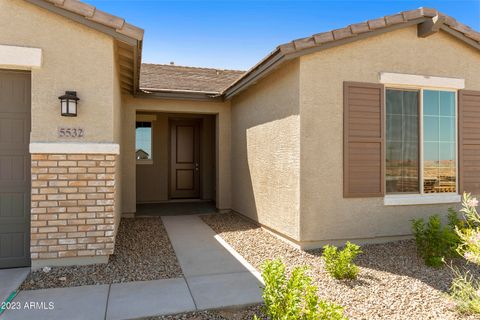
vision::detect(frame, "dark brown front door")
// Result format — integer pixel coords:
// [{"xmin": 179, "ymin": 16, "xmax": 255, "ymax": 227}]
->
[
  {"xmin": 170, "ymin": 119, "xmax": 200, "ymax": 198},
  {"xmin": 0, "ymin": 70, "xmax": 31, "ymax": 268}
]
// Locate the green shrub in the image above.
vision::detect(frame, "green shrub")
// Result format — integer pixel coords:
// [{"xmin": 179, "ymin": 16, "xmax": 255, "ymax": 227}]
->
[
  {"xmin": 258, "ymin": 259, "xmax": 347, "ymax": 320},
  {"xmin": 322, "ymin": 242, "xmax": 362, "ymax": 280},
  {"xmin": 411, "ymin": 213, "xmax": 460, "ymax": 267}
]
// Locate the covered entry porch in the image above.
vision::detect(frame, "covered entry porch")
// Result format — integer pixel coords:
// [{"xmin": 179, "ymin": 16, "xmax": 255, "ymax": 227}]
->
[{"xmin": 121, "ymin": 96, "xmax": 232, "ymax": 217}]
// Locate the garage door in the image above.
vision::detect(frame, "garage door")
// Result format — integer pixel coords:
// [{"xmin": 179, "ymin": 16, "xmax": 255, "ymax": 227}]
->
[{"xmin": 0, "ymin": 70, "xmax": 31, "ymax": 268}]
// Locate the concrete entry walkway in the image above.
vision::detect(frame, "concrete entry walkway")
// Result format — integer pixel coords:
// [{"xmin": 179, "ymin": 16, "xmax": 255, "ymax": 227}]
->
[
  {"xmin": 2, "ymin": 215, "xmax": 262, "ymax": 319},
  {"xmin": 162, "ymin": 215, "xmax": 263, "ymax": 310}
]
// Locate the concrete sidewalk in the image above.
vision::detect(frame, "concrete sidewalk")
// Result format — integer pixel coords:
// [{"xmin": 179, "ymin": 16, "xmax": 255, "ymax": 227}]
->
[
  {"xmin": 0, "ymin": 267, "xmax": 29, "ymax": 305},
  {"xmin": 1, "ymin": 215, "xmax": 262, "ymax": 320},
  {"xmin": 162, "ymin": 215, "xmax": 263, "ymax": 310}
]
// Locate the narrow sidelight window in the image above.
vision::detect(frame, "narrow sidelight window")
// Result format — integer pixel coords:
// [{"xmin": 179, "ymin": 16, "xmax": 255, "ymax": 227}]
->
[
  {"xmin": 423, "ymin": 90, "xmax": 456, "ymax": 193},
  {"xmin": 386, "ymin": 89, "xmax": 457, "ymax": 195},
  {"xmin": 386, "ymin": 89, "xmax": 419, "ymax": 193},
  {"xmin": 136, "ymin": 121, "xmax": 153, "ymax": 163}
]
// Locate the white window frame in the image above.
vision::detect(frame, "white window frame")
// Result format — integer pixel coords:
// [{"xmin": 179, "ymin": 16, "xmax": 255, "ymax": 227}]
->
[
  {"xmin": 135, "ymin": 120, "xmax": 154, "ymax": 165},
  {"xmin": 383, "ymin": 84, "xmax": 460, "ymax": 206}
]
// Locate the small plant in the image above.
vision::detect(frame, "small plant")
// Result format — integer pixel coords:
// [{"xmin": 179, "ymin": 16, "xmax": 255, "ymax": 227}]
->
[
  {"xmin": 455, "ymin": 193, "xmax": 480, "ymax": 264},
  {"xmin": 449, "ymin": 267, "xmax": 480, "ymax": 314},
  {"xmin": 448, "ymin": 193, "xmax": 480, "ymax": 315},
  {"xmin": 322, "ymin": 242, "xmax": 362, "ymax": 280},
  {"xmin": 411, "ymin": 213, "xmax": 460, "ymax": 267},
  {"xmin": 257, "ymin": 259, "xmax": 347, "ymax": 320}
]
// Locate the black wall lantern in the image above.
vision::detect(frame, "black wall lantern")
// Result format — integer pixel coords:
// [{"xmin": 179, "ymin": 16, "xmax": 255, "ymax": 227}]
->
[{"xmin": 58, "ymin": 91, "xmax": 79, "ymax": 117}]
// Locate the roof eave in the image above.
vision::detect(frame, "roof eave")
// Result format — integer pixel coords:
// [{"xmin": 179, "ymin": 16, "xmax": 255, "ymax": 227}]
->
[
  {"xmin": 223, "ymin": 48, "xmax": 285, "ymax": 100},
  {"xmin": 223, "ymin": 12, "xmax": 480, "ymax": 100},
  {"xmin": 26, "ymin": 0, "xmax": 143, "ymax": 45},
  {"xmin": 26, "ymin": 0, "xmax": 143, "ymax": 95},
  {"xmin": 137, "ymin": 89, "xmax": 223, "ymax": 102},
  {"xmin": 223, "ymin": 18, "xmax": 427, "ymax": 100}
]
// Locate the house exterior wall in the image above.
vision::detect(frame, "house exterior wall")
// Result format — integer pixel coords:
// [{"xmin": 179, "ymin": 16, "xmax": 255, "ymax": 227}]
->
[
  {"xmin": 121, "ymin": 96, "xmax": 231, "ymax": 214},
  {"xmin": 230, "ymin": 60, "xmax": 301, "ymax": 241},
  {"xmin": 0, "ymin": 0, "xmax": 117, "ymax": 143},
  {"xmin": 0, "ymin": 0, "xmax": 122, "ymax": 266},
  {"xmin": 136, "ymin": 113, "xmax": 215, "ymax": 203},
  {"xmin": 298, "ymin": 26, "xmax": 480, "ymax": 247}
]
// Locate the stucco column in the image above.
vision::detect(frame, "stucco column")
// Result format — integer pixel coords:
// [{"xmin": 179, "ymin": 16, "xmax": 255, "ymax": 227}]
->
[{"xmin": 216, "ymin": 109, "xmax": 232, "ymax": 210}]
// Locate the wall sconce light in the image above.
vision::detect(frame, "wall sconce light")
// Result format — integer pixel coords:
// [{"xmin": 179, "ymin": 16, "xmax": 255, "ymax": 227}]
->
[{"xmin": 58, "ymin": 91, "xmax": 79, "ymax": 117}]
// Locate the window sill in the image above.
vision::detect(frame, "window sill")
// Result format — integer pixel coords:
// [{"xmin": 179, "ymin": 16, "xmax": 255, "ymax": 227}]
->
[
  {"xmin": 384, "ymin": 194, "xmax": 461, "ymax": 206},
  {"xmin": 136, "ymin": 160, "xmax": 153, "ymax": 165}
]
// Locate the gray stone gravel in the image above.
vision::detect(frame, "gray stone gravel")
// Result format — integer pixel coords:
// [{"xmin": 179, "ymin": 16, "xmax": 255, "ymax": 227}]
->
[
  {"xmin": 142, "ymin": 305, "xmax": 265, "ymax": 320},
  {"xmin": 21, "ymin": 217, "xmax": 183, "ymax": 290},
  {"xmin": 201, "ymin": 213, "xmax": 480, "ymax": 320}
]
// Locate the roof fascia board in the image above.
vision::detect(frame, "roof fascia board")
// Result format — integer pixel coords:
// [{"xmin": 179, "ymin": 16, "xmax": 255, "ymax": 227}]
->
[
  {"xmin": 25, "ymin": 0, "xmax": 138, "ymax": 46},
  {"xmin": 133, "ymin": 42, "xmax": 141, "ymax": 95},
  {"xmin": 223, "ymin": 51, "xmax": 285, "ymax": 99},
  {"xmin": 140, "ymin": 88, "xmax": 220, "ymax": 95},
  {"xmin": 223, "ymin": 18, "xmax": 426, "ymax": 100},
  {"xmin": 136, "ymin": 91, "xmax": 222, "ymax": 102},
  {"xmin": 439, "ymin": 25, "xmax": 480, "ymax": 51}
]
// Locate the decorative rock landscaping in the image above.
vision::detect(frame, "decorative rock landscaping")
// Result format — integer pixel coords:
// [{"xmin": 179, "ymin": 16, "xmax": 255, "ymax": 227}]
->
[
  {"xmin": 21, "ymin": 218, "xmax": 182, "ymax": 290},
  {"xmin": 201, "ymin": 213, "xmax": 480, "ymax": 320},
  {"xmin": 145, "ymin": 305, "xmax": 264, "ymax": 320}
]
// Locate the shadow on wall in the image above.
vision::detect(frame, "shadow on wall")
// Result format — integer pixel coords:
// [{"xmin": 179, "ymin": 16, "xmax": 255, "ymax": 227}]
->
[{"xmin": 230, "ymin": 60, "xmax": 300, "ymax": 234}]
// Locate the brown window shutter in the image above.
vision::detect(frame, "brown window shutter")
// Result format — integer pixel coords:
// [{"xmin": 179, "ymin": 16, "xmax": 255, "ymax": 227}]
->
[
  {"xmin": 459, "ymin": 90, "xmax": 480, "ymax": 195},
  {"xmin": 344, "ymin": 82, "xmax": 385, "ymax": 198}
]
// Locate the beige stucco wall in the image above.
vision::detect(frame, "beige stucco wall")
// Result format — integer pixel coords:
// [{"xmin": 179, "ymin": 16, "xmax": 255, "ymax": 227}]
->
[
  {"xmin": 0, "ymin": 0, "xmax": 117, "ymax": 143},
  {"xmin": 113, "ymin": 45, "xmax": 123, "ymax": 232},
  {"xmin": 299, "ymin": 26, "xmax": 480, "ymax": 246},
  {"xmin": 230, "ymin": 60, "xmax": 301, "ymax": 240},
  {"xmin": 121, "ymin": 96, "xmax": 231, "ymax": 213},
  {"xmin": 136, "ymin": 113, "xmax": 215, "ymax": 203}
]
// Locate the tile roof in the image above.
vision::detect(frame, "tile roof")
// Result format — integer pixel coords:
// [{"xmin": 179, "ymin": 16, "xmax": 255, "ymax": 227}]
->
[
  {"xmin": 277, "ymin": 7, "xmax": 480, "ymax": 54},
  {"xmin": 140, "ymin": 64, "xmax": 245, "ymax": 94},
  {"xmin": 224, "ymin": 7, "xmax": 480, "ymax": 98},
  {"xmin": 41, "ymin": 0, "xmax": 144, "ymax": 40},
  {"xmin": 31, "ymin": 4, "xmax": 480, "ymax": 98}
]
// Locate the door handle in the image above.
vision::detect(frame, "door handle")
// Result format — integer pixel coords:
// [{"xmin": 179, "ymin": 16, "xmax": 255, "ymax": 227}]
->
[{"xmin": 195, "ymin": 163, "xmax": 199, "ymax": 171}]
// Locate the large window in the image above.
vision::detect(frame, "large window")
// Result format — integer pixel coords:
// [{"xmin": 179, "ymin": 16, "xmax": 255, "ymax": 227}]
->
[
  {"xmin": 136, "ymin": 121, "xmax": 153, "ymax": 164},
  {"xmin": 386, "ymin": 88, "xmax": 457, "ymax": 195}
]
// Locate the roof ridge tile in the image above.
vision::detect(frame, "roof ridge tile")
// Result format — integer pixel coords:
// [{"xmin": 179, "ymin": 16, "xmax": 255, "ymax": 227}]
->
[
  {"xmin": 333, "ymin": 26, "xmax": 355, "ymax": 40},
  {"xmin": 62, "ymin": 0, "xmax": 94, "ymax": 17},
  {"xmin": 40, "ymin": 0, "xmax": 143, "ymax": 40},
  {"xmin": 87, "ymin": 8, "xmax": 125, "ymax": 30}
]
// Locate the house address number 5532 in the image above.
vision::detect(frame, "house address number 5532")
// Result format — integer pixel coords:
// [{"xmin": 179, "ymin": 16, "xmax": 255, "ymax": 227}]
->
[{"xmin": 58, "ymin": 127, "xmax": 85, "ymax": 138}]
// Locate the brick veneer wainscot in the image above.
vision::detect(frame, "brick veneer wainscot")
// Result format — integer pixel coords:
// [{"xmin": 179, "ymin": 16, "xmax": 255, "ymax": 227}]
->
[{"xmin": 31, "ymin": 154, "xmax": 116, "ymax": 260}]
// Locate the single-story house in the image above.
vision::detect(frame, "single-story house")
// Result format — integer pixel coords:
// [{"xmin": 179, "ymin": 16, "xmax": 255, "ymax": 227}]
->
[{"xmin": 1, "ymin": 0, "xmax": 480, "ymax": 268}]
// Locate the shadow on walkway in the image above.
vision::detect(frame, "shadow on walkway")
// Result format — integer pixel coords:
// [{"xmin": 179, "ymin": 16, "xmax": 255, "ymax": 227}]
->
[{"xmin": 136, "ymin": 201, "xmax": 216, "ymax": 216}]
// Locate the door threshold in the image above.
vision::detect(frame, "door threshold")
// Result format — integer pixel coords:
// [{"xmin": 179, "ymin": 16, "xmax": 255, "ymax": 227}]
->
[{"xmin": 138, "ymin": 199, "xmax": 213, "ymax": 204}]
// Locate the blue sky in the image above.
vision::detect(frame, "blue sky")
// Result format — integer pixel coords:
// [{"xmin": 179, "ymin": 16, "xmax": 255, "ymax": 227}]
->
[{"xmin": 88, "ymin": 0, "xmax": 480, "ymax": 70}]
